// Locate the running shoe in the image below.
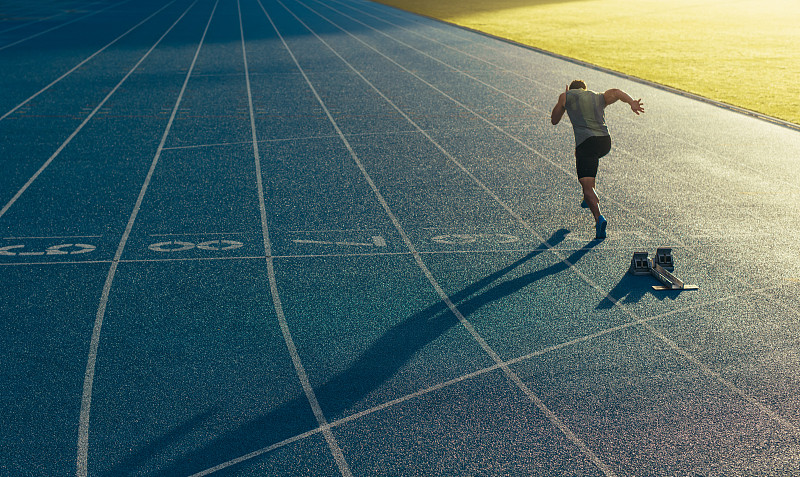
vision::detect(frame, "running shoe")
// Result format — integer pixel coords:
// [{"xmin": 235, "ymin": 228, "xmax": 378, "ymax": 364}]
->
[
  {"xmin": 595, "ymin": 216, "xmax": 607, "ymax": 239},
  {"xmin": 580, "ymin": 199, "xmax": 589, "ymax": 208}
]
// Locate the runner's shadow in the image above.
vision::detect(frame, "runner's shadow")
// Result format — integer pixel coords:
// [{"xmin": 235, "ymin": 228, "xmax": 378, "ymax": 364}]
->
[
  {"xmin": 456, "ymin": 235, "xmax": 600, "ymax": 317},
  {"xmin": 126, "ymin": 228, "xmax": 594, "ymax": 475},
  {"xmin": 313, "ymin": 229, "xmax": 577, "ymax": 416}
]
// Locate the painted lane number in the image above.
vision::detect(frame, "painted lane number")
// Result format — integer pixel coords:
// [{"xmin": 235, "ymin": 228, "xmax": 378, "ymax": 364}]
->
[
  {"xmin": 148, "ymin": 239, "xmax": 244, "ymax": 253},
  {"xmin": 0, "ymin": 243, "xmax": 96, "ymax": 256}
]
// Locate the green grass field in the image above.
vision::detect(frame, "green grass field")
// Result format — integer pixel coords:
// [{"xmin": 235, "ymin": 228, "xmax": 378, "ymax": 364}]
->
[{"xmin": 373, "ymin": 0, "xmax": 800, "ymax": 126}]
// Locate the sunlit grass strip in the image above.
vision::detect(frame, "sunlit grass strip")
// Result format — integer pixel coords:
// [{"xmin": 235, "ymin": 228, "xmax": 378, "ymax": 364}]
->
[{"xmin": 372, "ymin": 0, "xmax": 800, "ymax": 126}]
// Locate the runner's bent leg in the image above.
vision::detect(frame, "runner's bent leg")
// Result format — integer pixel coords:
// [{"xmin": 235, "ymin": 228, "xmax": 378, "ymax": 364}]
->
[{"xmin": 579, "ymin": 176, "xmax": 601, "ymax": 222}]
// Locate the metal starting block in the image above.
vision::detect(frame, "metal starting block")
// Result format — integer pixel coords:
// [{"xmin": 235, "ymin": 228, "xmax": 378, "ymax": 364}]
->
[
  {"xmin": 629, "ymin": 248, "xmax": 698, "ymax": 291},
  {"xmin": 654, "ymin": 247, "xmax": 674, "ymax": 272}
]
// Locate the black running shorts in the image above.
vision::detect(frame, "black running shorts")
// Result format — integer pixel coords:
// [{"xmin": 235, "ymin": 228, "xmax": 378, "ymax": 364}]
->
[{"xmin": 575, "ymin": 135, "xmax": 611, "ymax": 179}]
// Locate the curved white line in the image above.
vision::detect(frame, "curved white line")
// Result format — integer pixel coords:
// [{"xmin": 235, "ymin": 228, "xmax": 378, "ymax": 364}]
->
[
  {"xmin": 245, "ymin": 1, "xmax": 353, "ymax": 475},
  {"xmin": 75, "ymin": 1, "xmax": 212, "ymax": 475}
]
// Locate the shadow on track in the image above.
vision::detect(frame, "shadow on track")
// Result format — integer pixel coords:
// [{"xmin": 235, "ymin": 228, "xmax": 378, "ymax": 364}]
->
[
  {"xmin": 108, "ymin": 228, "xmax": 601, "ymax": 476},
  {"xmin": 596, "ymin": 271, "xmax": 680, "ymax": 310}
]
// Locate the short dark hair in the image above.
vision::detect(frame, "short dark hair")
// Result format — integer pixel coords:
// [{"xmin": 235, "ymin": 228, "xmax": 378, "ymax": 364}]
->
[{"xmin": 569, "ymin": 80, "xmax": 587, "ymax": 90}]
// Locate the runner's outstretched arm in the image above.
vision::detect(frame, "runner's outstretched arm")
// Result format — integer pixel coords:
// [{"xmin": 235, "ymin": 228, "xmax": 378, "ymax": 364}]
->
[{"xmin": 603, "ymin": 88, "xmax": 645, "ymax": 114}]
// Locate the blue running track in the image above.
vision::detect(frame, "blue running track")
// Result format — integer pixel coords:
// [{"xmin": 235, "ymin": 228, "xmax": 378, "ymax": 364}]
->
[{"xmin": 2, "ymin": 0, "xmax": 800, "ymax": 475}]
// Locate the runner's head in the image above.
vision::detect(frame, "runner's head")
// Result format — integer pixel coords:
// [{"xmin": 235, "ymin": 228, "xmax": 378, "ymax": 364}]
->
[{"xmin": 569, "ymin": 80, "xmax": 587, "ymax": 90}]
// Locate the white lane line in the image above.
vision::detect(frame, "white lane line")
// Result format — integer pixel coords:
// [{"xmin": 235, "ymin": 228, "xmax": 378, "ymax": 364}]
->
[
  {"xmin": 639, "ymin": 320, "xmax": 800, "ymax": 433},
  {"xmin": 0, "ymin": 0, "xmax": 133, "ymax": 51},
  {"xmin": 289, "ymin": 227, "xmax": 383, "ymax": 233},
  {"xmin": 239, "ymin": 1, "xmax": 352, "ymax": 476},
  {"xmin": 293, "ymin": 239, "xmax": 378, "ymax": 246},
  {"xmin": 160, "ymin": 139, "xmax": 253, "ymax": 150},
  {"xmin": 75, "ymin": 2, "xmax": 212, "ymax": 476},
  {"xmin": 0, "ymin": 3, "xmax": 184, "ymax": 223},
  {"xmin": 0, "ymin": 260, "xmax": 113, "ymax": 266},
  {"xmin": 187, "ymin": 426, "xmax": 324, "ymax": 476},
  {"xmin": 286, "ymin": 0, "xmax": 800, "ymax": 439},
  {"xmin": 0, "ymin": 0, "xmax": 176, "ymax": 123},
  {"xmin": 269, "ymin": 1, "xmax": 615, "ymax": 475},
  {"xmin": 192, "ymin": 282, "xmax": 782, "ymax": 475}
]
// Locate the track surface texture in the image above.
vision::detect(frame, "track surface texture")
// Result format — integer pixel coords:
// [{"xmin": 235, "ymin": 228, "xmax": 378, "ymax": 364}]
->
[{"xmin": 2, "ymin": 0, "xmax": 800, "ymax": 475}]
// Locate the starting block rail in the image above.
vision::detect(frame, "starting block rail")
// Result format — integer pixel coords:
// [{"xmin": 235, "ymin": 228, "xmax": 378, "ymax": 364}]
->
[{"xmin": 629, "ymin": 248, "xmax": 698, "ymax": 291}]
